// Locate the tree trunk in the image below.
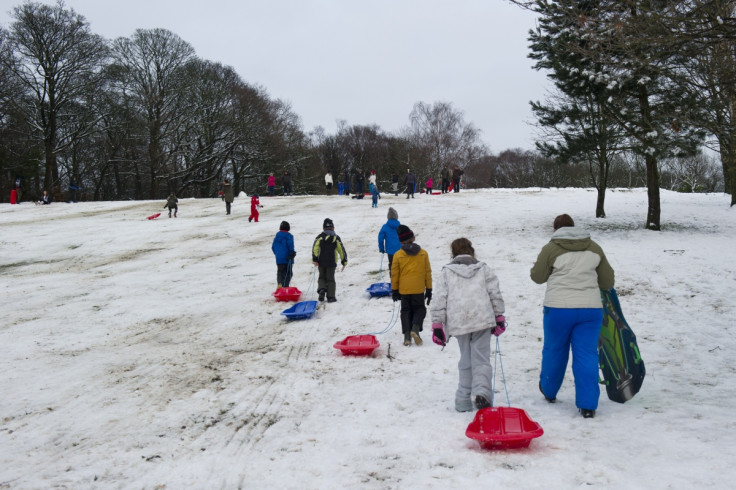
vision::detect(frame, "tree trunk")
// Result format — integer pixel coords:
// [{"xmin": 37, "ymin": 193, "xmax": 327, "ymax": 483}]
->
[
  {"xmin": 44, "ymin": 114, "xmax": 59, "ymax": 190},
  {"xmin": 720, "ymin": 129, "xmax": 736, "ymax": 206},
  {"xmin": 726, "ymin": 94, "xmax": 736, "ymax": 197},
  {"xmin": 637, "ymin": 84, "xmax": 661, "ymax": 230},
  {"xmin": 596, "ymin": 186, "xmax": 607, "ymax": 218},
  {"xmin": 594, "ymin": 151, "xmax": 608, "ymax": 218},
  {"xmin": 645, "ymin": 153, "xmax": 661, "ymax": 230},
  {"xmin": 727, "ymin": 151, "xmax": 736, "ymax": 207}
]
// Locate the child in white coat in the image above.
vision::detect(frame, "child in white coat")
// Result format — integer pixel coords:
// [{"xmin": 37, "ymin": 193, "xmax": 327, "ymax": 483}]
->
[{"xmin": 430, "ymin": 238, "xmax": 506, "ymax": 412}]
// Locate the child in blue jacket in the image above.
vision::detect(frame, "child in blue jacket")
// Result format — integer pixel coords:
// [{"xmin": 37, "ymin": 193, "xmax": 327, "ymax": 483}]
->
[
  {"xmin": 378, "ymin": 207, "xmax": 401, "ymax": 275},
  {"xmin": 271, "ymin": 221, "xmax": 296, "ymax": 288},
  {"xmin": 371, "ymin": 183, "xmax": 381, "ymax": 208}
]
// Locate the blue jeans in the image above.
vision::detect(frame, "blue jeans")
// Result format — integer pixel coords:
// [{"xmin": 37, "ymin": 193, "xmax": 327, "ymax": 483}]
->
[{"xmin": 540, "ymin": 307, "xmax": 603, "ymax": 410}]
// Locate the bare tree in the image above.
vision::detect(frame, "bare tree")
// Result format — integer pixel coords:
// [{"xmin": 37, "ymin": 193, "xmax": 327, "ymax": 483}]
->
[
  {"xmin": 409, "ymin": 101, "xmax": 484, "ymax": 177},
  {"xmin": 170, "ymin": 59, "xmax": 241, "ymax": 197},
  {"xmin": 109, "ymin": 28, "xmax": 194, "ymax": 198},
  {"xmin": 675, "ymin": 1, "xmax": 736, "ymax": 204},
  {"xmin": 662, "ymin": 152, "xmax": 723, "ymax": 192},
  {"xmin": 4, "ymin": 0, "xmax": 108, "ymax": 191}
]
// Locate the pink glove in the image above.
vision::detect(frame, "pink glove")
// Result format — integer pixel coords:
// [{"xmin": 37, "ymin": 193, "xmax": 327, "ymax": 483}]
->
[
  {"xmin": 431, "ymin": 322, "xmax": 446, "ymax": 346},
  {"xmin": 491, "ymin": 315, "xmax": 507, "ymax": 337}
]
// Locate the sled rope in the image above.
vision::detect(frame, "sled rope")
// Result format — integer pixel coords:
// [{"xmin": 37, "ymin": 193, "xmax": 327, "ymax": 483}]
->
[
  {"xmin": 304, "ymin": 265, "xmax": 317, "ymax": 298},
  {"xmin": 362, "ymin": 301, "xmax": 399, "ymax": 336},
  {"xmin": 377, "ymin": 253, "xmax": 387, "ymax": 283},
  {"xmin": 491, "ymin": 336, "xmax": 511, "ymax": 408}
]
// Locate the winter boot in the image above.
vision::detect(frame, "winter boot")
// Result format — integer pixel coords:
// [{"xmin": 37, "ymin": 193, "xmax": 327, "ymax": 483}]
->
[
  {"xmin": 475, "ymin": 395, "xmax": 491, "ymax": 410},
  {"xmin": 455, "ymin": 399, "xmax": 473, "ymax": 412},
  {"xmin": 539, "ymin": 381, "xmax": 556, "ymax": 403},
  {"xmin": 581, "ymin": 409, "xmax": 596, "ymax": 419},
  {"xmin": 327, "ymin": 297, "xmax": 337, "ymax": 303},
  {"xmin": 403, "ymin": 333, "xmax": 411, "ymax": 346},
  {"xmin": 410, "ymin": 324, "xmax": 423, "ymax": 345},
  {"xmin": 318, "ymin": 288, "xmax": 326, "ymax": 302}
]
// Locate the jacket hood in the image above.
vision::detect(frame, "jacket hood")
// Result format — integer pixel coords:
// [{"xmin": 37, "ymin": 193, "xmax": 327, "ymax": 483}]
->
[
  {"xmin": 401, "ymin": 242, "xmax": 421, "ymax": 255},
  {"xmin": 551, "ymin": 227, "xmax": 591, "ymax": 251},
  {"xmin": 444, "ymin": 254, "xmax": 484, "ymax": 279}
]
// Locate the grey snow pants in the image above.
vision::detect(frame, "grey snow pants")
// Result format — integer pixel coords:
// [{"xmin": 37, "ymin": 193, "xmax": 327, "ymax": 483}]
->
[{"xmin": 455, "ymin": 328, "xmax": 493, "ymax": 405}]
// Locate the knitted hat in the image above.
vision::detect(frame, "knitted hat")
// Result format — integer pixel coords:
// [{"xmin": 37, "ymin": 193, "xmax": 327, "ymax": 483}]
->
[
  {"xmin": 397, "ymin": 224, "xmax": 414, "ymax": 242},
  {"xmin": 323, "ymin": 218, "xmax": 334, "ymax": 229},
  {"xmin": 280, "ymin": 221, "xmax": 290, "ymax": 231},
  {"xmin": 387, "ymin": 207, "xmax": 398, "ymax": 220}
]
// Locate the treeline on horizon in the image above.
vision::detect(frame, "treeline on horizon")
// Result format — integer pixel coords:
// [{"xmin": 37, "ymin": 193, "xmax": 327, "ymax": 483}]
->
[{"xmin": 0, "ymin": 1, "xmax": 728, "ymax": 213}]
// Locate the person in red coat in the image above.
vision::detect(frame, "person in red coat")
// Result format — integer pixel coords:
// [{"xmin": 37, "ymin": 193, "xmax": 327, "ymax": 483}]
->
[{"xmin": 249, "ymin": 194, "xmax": 263, "ymax": 222}]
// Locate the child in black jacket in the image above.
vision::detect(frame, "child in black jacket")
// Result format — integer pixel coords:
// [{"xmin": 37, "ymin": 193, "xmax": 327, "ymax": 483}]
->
[{"xmin": 312, "ymin": 218, "xmax": 348, "ymax": 302}]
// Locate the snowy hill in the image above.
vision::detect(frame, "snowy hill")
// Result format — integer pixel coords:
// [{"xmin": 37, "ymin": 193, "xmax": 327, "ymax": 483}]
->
[{"xmin": 1, "ymin": 188, "xmax": 735, "ymax": 489}]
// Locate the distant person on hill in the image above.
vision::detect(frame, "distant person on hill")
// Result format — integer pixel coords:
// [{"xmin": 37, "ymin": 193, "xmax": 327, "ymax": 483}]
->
[
  {"xmin": 441, "ymin": 166, "xmax": 451, "ymax": 193},
  {"xmin": 249, "ymin": 193, "xmax": 263, "ymax": 222},
  {"xmin": 391, "ymin": 224, "xmax": 432, "ymax": 346},
  {"xmin": 430, "ymin": 237, "xmax": 506, "ymax": 412},
  {"xmin": 272, "ymin": 221, "xmax": 296, "ymax": 288},
  {"xmin": 267, "ymin": 172, "xmax": 276, "ymax": 196},
  {"xmin": 312, "ymin": 218, "xmax": 348, "ymax": 303},
  {"xmin": 282, "ymin": 171, "xmax": 293, "ymax": 196},
  {"xmin": 354, "ymin": 169, "xmax": 365, "ymax": 196},
  {"xmin": 452, "ymin": 166, "xmax": 464, "ymax": 193},
  {"xmin": 68, "ymin": 179, "xmax": 81, "ymax": 202},
  {"xmin": 352, "ymin": 169, "xmax": 365, "ymax": 199},
  {"xmin": 164, "ymin": 193, "xmax": 178, "ymax": 218},
  {"xmin": 426, "ymin": 177, "xmax": 433, "ymax": 195},
  {"xmin": 337, "ymin": 172, "xmax": 345, "ymax": 195},
  {"xmin": 530, "ymin": 213, "xmax": 615, "ymax": 419},
  {"xmin": 371, "ymin": 181, "xmax": 381, "ymax": 208},
  {"xmin": 14, "ymin": 177, "xmax": 24, "ymax": 202},
  {"xmin": 35, "ymin": 190, "xmax": 51, "ymax": 205},
  {"xmin": 404, "ymin": 169, "xmax": 416, "ymax": 199},
  {"xmin": 222, "ymin": 179, "xmax": 234, "ymax": 215},
  {"xmin": 325, "ymin": 171, "xmax": 333, "ymax": 194},
  {"xmin": 369, "ymin": 170, "xmax": 377, "ymax": 191},
  {"xmin": 392, "ymin": 172, "xmax": 399, "ymax": 196},
  {"xmin": 343, "ymin": 171, "xmax": 351, "ymax": 196}
]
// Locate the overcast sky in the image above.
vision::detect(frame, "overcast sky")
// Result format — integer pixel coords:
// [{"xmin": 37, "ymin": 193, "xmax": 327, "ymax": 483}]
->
[{"xmin": 0, "ymin": 0, "xmax": 549, "ymax": 152}]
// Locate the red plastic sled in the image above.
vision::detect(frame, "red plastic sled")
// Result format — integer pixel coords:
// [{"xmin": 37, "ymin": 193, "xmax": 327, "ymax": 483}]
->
[
  {"xmin": 146, "ymin": 213, "xmax": 161, "ymax": 220},
  {"xmin": 333, "ymin": 335, "xmax": 380, "ymax": 356},
  {"xmin": 466, "ymin": 407, "xmax": 543, "ymax": 450},
  {"xmin": 273, "ymin": 287, "xmax": 302, "ymax": 302}
]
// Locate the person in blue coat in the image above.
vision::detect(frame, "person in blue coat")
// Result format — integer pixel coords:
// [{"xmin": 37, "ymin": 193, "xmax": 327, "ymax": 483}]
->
[
  {"xmin": 272, "ymin": 221, "xmax": 296, "ymax": 288},
  {"xmin": 378, "ymin": 207, "xmax": 401, "ymax": 275}
]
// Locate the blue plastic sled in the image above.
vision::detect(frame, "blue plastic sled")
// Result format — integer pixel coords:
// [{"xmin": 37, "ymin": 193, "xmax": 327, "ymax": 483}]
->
[
  {"xmin": 366, "ymin": 282, "xmax": 392, "ymax": 297},
  {"xmin": 281, "ymin": 300, "xmax": 318, "ymax": 320}
]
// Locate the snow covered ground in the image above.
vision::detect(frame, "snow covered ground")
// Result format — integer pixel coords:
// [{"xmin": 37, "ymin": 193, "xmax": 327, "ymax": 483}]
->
[{"xmin": 1, "ymin": 188, "xmax": 735, "ymax": 489}]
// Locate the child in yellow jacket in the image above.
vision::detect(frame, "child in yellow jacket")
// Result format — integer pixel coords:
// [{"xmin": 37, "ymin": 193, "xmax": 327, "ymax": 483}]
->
[{"xmin": 391, "ymin": 224, "xmax": 432, "ymax": 346}]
